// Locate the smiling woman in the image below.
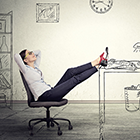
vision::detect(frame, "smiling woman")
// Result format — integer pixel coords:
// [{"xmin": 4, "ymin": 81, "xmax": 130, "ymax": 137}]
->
[
  {"xmin": 24, "ymin": 51, "xmax": 33, "ymax": 59},
  {"xmin": 14, "ymin": 48, "xmax": 108, "ymax": 102},
  {"xmin": 23, "ymin": 50, "xmax": 37, "ymax": 68},
  {"xmin": 19, "ymin": 50, "xmax": 37, "ymax": 66}
]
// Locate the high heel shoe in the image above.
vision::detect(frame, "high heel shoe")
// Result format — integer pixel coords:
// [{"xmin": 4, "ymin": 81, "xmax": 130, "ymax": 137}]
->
[{"xmin": 99, "ymin": 47, "xmax": 109, "ymax": 67}]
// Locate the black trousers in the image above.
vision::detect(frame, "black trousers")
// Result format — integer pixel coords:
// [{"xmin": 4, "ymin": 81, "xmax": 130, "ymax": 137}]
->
[{"xmin": 38, "ymin": 62, "xmax": 98, "ymax": 101}]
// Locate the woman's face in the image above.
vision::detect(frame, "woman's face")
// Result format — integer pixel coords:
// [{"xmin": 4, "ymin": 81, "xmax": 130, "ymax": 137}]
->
[{"xmin": 24, "ymin": 50, "xmax": 37, "ymax": 64}]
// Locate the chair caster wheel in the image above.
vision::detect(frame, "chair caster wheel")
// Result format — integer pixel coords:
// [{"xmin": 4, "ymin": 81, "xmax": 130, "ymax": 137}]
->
[
  {"xmin": 51, "ymin": 122, "xmax": 54, "ymax": 127},
  {"xmin": 58, "ymin": 130, "xmax": 62, "ymax": 136},
  {"xmin": 68, "ymin": 125, "xmax": 73, "ymax": 130},
  {"xmin": 28, "ymin": 126, "xmax": 33, "ymax": 130},
  {"xmin": 30, "ymin": 132, "xmax": 33, "ymax": 136}
]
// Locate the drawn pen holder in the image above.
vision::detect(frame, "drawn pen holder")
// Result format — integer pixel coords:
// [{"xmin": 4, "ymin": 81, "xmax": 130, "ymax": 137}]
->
[{"xmin": 124, "ymin": 85, "xmax": 140, "ymax": 112}]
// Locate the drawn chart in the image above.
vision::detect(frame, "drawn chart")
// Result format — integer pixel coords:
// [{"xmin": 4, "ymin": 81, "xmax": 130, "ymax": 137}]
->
[
  {"xmin": 36, "ymin": 3, "xmax": 60, "ymax": 23},
  {"xmin": 0, "ymin": 11, "xmax": 13, "ymax": 108}
]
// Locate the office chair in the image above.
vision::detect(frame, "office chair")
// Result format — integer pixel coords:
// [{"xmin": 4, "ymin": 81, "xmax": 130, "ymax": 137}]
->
[{"xmin": 20, "ymin": 71, "xmax": 73, "ymax": 136}]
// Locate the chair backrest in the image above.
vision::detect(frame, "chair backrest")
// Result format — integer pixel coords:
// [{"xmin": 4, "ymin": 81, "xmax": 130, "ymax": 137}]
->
[{"xmin": 20, "ymin": 71, "xmax": 35, "ymax": 106}]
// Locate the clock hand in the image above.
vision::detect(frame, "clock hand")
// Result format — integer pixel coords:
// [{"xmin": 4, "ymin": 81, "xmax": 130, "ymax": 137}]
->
[
  {"xmin": 101, "ymin": 1, "xmax": 110, "ymax": 7},
  {"xmin": 93, "ymin": 0, "xmax": 110, "ymax": 7},
  {"xmin": 93, "ymin": 0, "xmax": 103, "ymax": 4}
]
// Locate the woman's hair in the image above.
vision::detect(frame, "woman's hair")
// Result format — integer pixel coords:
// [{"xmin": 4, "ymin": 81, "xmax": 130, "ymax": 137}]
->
[{"xmin": 19, "ymin": 49, "xmax": 27, "ymax": 65}]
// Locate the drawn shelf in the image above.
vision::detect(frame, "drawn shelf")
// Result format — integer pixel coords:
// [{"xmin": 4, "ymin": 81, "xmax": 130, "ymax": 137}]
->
[{"xmin": 0, "ymin": 11, "xmax": 13, "ymax": 108}]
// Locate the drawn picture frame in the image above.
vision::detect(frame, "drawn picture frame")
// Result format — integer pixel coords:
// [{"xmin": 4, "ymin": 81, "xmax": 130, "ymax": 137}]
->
[{"xmin": 36, "ymin": 3, "xmax": 60, "ymax": 23}]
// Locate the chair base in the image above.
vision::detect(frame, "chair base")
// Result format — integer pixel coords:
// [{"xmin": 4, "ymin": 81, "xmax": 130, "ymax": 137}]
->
[{"xmin": 28, "ymin": 108, "xmax": 73, "ymax": 136}]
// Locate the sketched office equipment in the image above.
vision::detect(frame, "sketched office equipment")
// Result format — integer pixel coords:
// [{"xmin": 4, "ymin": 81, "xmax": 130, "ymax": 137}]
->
[
  {"xmin": 36, "ymin": 3, "xmax": 60, "ymax": 23},
  {"xmin": 133, "ymin": 42, "xmax": 140, "ymax": 52},
  {"xmin": 105, "ymin": 58, "xmax": 140, "ymax": 71},
  {"xmin": 99, "ymin": 59, "xmax": 140, "ymax": 140},
  {"xmin": 124, "ymin": 84, "xmax": 140, "ymax": 112},
  {"xmin": 0, "ymin": 74, "xmax": 11, "ymax": 89},
  {"xmin": 0, "ymin": 35, "xmax": 8, "ymax": 52},
  {"xmin": 0, "ymin": 11, "xmax": 13, "ymax": 108}
]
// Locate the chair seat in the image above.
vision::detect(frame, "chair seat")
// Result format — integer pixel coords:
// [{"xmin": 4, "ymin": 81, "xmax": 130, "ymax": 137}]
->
[{"xmin": 29, "ymin": 99, "xmax": 68, "ymax": 108}]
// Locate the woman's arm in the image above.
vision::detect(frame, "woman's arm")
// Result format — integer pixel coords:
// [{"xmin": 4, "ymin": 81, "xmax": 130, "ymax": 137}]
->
[
  {"xmin": 33, "ymin": 50, "xmax": 41, "ymax": 67},
  {"xmin": 14, "ymin": 53, "xmax": 27, "ymax": 74}
]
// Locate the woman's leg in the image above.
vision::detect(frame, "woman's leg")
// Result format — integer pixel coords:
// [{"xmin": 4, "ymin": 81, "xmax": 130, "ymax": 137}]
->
[
  {"xmin": 38, "ymin": 66, "xmax": 98, "ymax": 101},
  {"xmin": 54, "ymin": 57, "xmax": 100, "ymax": 87}
]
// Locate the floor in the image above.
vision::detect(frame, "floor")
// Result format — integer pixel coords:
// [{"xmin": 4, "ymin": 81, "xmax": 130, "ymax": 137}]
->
[{"xmin": 0, "ymin": 102, "xmax": 140, "ymax": 140}]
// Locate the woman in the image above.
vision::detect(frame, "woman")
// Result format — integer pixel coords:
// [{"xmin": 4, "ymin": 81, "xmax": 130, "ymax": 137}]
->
[{"xmin": 14, "ymin": 48, "xmax": 108, "ymax": 101}]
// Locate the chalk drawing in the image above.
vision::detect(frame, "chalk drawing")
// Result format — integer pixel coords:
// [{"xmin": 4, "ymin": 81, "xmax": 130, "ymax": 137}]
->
[
  {"xmin": 36, "ymin": 3, "xmax": 60, "ymax": 23},
  {"xmin": 0, "ymin": 11, "xmax": 13, "ymax": 108}
]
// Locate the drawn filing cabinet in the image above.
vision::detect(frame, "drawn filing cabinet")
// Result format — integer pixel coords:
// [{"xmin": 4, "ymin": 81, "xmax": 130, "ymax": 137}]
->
[{"xmin": 0, "ymin": 12, "xmax": 13, "ymax": 108}]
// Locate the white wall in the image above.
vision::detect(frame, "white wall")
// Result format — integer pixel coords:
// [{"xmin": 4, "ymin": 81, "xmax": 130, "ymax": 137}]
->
[{"xmin": 0, "ymin": 0, "xmax": 140, "ymax": 101}]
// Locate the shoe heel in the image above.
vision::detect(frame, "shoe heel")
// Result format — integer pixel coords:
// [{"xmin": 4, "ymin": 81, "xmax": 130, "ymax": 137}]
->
[{"xmin": 105, "ymin": 47, "xmax": 109, "ymax": 59}]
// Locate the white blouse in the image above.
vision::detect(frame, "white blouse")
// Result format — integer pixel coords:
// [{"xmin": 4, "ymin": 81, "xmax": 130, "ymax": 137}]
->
[{"xmin": 14, "ymin": 50, "xmax": 51, "ymax": 101}]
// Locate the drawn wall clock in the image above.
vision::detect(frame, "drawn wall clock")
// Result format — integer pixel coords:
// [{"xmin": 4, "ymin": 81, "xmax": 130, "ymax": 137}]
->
[{"xmin": 90, "ymin": 0, "xmax": 113, "ymax": 14}]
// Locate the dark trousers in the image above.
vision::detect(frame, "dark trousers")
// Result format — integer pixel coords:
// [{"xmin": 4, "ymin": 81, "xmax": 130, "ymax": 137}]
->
[{"xmin": 38, "ymin": 62, "xmax": 98, "ymax": 101}]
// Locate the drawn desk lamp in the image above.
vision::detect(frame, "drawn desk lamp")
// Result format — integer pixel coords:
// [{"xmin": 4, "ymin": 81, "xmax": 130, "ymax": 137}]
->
[{"xmin": 0, "ymin": 35, "xmax": 8, "ymax": 52}]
